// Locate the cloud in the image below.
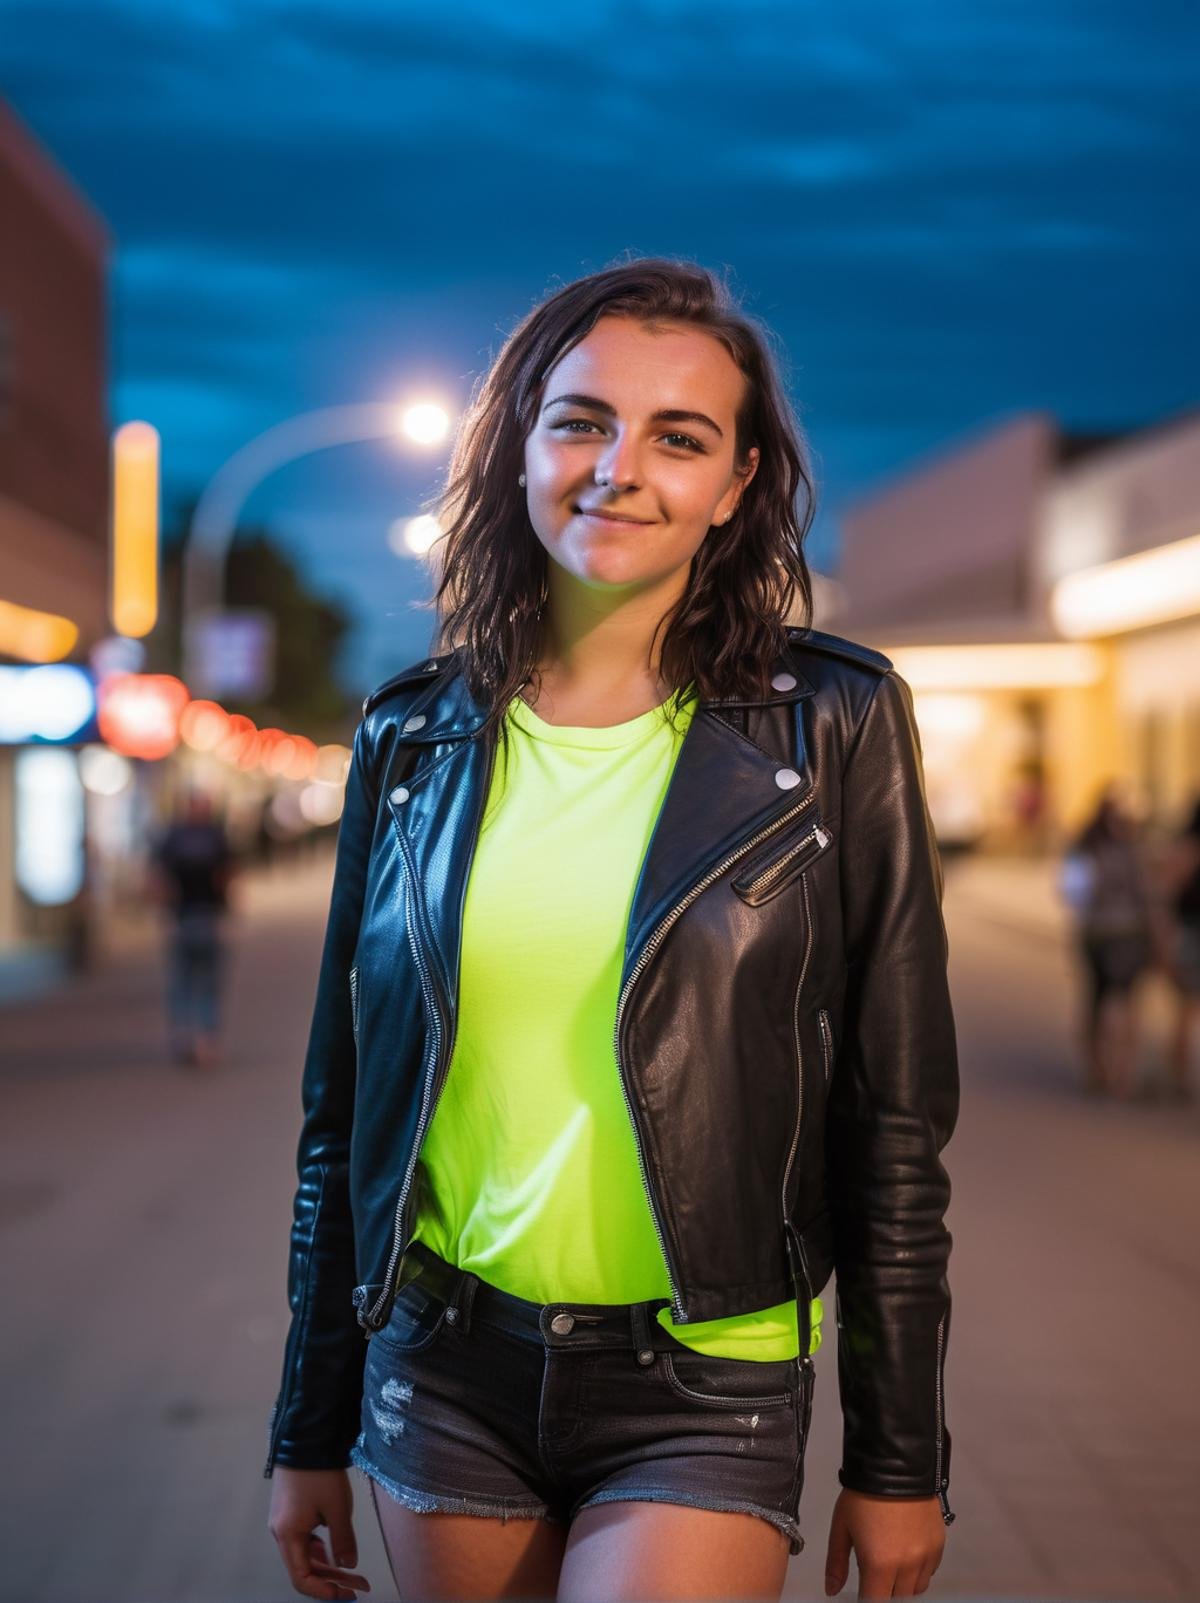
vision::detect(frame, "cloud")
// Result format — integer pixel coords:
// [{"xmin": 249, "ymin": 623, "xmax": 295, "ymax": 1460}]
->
[{"xmin": 3, "ymin": 0, "xmax": 1196, "ymax": 686}]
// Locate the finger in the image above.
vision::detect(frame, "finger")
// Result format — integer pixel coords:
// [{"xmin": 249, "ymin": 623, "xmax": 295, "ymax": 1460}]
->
[
  {"xmin": 857, "ymin": 1563, "xmax": 895, "ymax": 1601},
  {"xmin": 308, "ymin": 1533, "xmax": 371, "ymax": 1594},
  {"xmin": 308, "ymin": 1561, "xmax": 371, "ymax": 1593},
  {"xmin": 890, "ymin": 1564, "xmax": 924, "ymax": 1596},
  {"xmin": 825, "ymin": 1508, "xmax": 852, "ymax": 1594},
  {"xmin": 325, "ymin": 1504, "xmax": 359, "ymax": 1571},
  {"xmin": 277, "ymin": 1529, "xmax": 343, "ymax": 1601}
]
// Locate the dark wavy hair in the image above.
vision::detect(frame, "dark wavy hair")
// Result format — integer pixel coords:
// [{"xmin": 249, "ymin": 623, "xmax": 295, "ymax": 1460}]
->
[{"xmin": 424, "ymin": 255, "xmax": 817, "ymax": 749}]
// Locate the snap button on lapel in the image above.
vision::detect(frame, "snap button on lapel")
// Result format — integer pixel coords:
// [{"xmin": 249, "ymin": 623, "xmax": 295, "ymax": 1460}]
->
[
  {"xmin": 424, "ymin": 660, "xmax": 439, "ymax": 671},
  {"xmin": 390, "ymin": 785, "xmax": 410, "ymax": 805},
  {"xmin": 774, "ymin": 767, "xmax": 802, "ymax": 790},
  {"xmin": 771, "ymin": 671, "xmax": 798, "ymax": 692},
  {"xmin": 403, "ymin": 714, "xmax": 427, "ymax": 734}
]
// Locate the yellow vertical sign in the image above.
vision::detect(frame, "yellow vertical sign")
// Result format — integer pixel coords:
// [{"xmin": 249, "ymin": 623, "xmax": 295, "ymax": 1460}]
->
[{"xmin": 110, "ymin": 421, "xmax": 160, "ymax": 637}]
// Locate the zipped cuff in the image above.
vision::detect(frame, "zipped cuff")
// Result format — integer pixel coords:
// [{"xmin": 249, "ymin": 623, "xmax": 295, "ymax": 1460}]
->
[{"xmin": 838, "ymin": 1465, "xmax": 955, "ymax": 1522}]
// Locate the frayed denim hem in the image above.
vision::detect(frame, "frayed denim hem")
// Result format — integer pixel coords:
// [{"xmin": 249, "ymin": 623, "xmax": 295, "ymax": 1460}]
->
[
  {"xmin": 350, "ymin": 1443, "xmax": 563, "ymax": 1526},
  {"xmin": 569, "ymin": 1485, "xmax": 805, "ymax": 1557}
]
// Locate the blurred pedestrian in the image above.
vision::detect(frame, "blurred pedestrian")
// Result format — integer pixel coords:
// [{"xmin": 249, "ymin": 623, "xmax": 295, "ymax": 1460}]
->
[
  {"xmin": 1058, "ymin": 782, "xmax": 1159, "ymax": 1099},
  {"xmin": 151, "ymin": 786, "xmax": 237, "ymax": 1068},
  {"xmin": 1160, "ymin": 797, "xmax": 1200, "ymax": 1102}
]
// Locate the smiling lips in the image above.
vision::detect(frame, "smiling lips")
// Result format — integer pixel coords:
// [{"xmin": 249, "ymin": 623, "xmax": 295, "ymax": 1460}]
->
[{"xmin": 574, "ymin": 506, "xmax": 654, "ymax": 524}]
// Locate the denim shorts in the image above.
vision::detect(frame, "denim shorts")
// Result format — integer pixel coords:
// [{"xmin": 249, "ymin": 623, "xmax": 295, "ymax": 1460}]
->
[{"xmin": 349, "ymin": 1239, "xmax": 816, "ymax": 1556}]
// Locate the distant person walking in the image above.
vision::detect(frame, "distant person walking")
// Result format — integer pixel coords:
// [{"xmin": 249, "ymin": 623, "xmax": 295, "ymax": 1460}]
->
[
  {"xmin": 1160, "ymin": 797, "xmax": 1200, "ymax": 1102},
  {"xmin": 151, "ymin": 787, "xmax": 237, "ymax": 1068},
  {"xmin": 1059, "ymin": 783, "xmax": 1159, "ymax": 1099}
]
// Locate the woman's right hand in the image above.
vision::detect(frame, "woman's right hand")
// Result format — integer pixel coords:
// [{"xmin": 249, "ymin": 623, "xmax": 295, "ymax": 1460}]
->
[{"xmin": 268, "ymin": 1467, "xmax": 372, "ymax": 1601}]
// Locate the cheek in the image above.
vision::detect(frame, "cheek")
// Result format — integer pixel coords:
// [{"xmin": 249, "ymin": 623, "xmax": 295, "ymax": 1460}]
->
[{"xmin": 525, "ymin": 438, "xmax": 576, "ymax": 493}]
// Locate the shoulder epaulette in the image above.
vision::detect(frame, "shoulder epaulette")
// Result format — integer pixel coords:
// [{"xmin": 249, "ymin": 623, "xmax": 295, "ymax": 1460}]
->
[
  {"xmin": 361, "ymin": 653, "xmax": 454, "ymax": 718},
  {"xmin": 785, "ymin": 625, "xmax": 892, "ymax": 675}
]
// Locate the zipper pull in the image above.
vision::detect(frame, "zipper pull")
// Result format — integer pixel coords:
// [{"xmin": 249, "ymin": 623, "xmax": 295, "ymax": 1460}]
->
[{"xmin": 938, "ymin": 1483, "xmax": 955, "ymax": 1525}]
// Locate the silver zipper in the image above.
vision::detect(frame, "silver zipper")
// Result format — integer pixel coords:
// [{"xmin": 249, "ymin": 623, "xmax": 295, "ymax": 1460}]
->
[
  {"xmin": 365, "ymin": 736, "xmax": 497, "ymax": 1331},
  {"xmin": 613, "ymin": 785, "xmax": 818, "ymax": 1324},
  {"xmin": 781, "ymin": 873, "xmax": 816, "ymax": 1354},
  {"xmin": 349, "ymin": 967, "xmax": 360, "ymax": 1045},
  {"xmin": 935, "ymin": 1308, "xmax": 954, "ymax": 1523},
  {"xmin": 817, "ymin": 1007, "xmax": 833, "ymax": 1086},
  {"xmin": 364, "ymin": 863, "xmax": 442, "ymax": 1329},
  {"xmin": 741, "ymin": 822, "xmax": 830, "ymax": 901},
  {"xmin": 263, "ymin": 1396, "xmax": 279, "ymax": 1477}
]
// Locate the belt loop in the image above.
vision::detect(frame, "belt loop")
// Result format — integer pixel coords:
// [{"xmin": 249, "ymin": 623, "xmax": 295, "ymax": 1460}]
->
[
  {"xmin": 449, "ymin": 1268, "xmax": 478, "ymax": 1335},
  {"xmin": 629, "ymin": 1299, "xmax": 657, "ymax": 1368}
]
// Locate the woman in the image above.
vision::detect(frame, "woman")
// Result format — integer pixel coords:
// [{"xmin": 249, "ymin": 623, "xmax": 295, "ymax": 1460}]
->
[
  {"xmin": 266, "ymin": 259, "xmax": 959, "ymax": 1602},
  {"xmin": 1059, "ymin": 782, "xmax": 1158, "ymax": 1099}
]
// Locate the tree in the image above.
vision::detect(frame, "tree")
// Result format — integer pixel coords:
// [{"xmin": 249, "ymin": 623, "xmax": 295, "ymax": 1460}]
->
[{"xmin": 147, "ymin": 494, "xmax": 358, "ymax": 742}]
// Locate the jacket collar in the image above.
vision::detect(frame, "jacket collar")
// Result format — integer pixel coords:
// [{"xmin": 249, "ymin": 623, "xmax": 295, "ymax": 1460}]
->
[{"xmin": 387, "ymin": 650, "xmax": 816, "ymax": 746}]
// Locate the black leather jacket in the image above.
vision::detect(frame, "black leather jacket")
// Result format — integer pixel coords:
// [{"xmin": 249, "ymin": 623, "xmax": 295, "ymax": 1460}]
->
[{"xmin": 264, "ymin": 626, "xmax": 959, "ymax": 1521}]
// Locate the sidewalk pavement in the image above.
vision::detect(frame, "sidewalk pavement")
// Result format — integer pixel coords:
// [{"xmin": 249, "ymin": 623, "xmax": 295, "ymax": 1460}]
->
[{"xmin": 1, "ymin": 845, "xmax": 1198, "ymax": 1602}]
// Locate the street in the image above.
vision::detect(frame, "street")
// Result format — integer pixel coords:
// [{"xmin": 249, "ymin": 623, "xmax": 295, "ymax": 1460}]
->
[{"xmin": 2, "ymin": 851, "xmax": 1198, "ymax": 1603}]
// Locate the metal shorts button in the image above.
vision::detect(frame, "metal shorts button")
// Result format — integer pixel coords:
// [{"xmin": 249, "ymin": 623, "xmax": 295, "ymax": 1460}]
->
[
  {"xmin": 550, "ymin": 1313, "xmax": 575, "ymax": 1335},
  {"xmin": 636, "ymin": 1348, "xmax": 656, "ymax": 1366}
]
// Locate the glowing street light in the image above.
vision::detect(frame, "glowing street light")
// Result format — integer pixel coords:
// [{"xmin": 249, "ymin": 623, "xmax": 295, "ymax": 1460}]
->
[
  {"xmin": 398, "ymin": 402, "xmax": 450, "ymax": 446},
  {"xmin": 182, "ymin": 394, "xmax": 456, "ymax": 633},
  {"xmin": 388, "ymin": 514, "xmax": 444, "ymax": 558}
]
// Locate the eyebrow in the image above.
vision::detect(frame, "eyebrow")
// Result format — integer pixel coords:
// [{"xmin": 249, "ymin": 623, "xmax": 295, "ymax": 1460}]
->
[{"xmin": 540, "ymin": 392, "xmax": 725, "ymax": 440}]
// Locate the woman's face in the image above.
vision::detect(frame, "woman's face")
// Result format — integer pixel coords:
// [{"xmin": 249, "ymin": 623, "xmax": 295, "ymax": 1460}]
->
[{"xmin": 521, "ymin": 315, "xmax": 759, "ymax": 598}]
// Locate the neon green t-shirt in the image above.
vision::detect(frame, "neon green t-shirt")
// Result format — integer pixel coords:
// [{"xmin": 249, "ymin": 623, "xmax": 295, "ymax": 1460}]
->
[{"xmin": 411, "ymin": 684, "xmax": 822, "ymax": 1360}]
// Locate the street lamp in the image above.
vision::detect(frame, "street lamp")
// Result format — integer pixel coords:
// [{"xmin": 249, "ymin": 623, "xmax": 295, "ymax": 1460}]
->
[{"xmin": 180, "ymin": 398, "xmax": 452, "ymax": 689}]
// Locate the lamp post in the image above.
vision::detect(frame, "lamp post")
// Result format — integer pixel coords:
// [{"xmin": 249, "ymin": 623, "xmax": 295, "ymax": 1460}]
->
[{"xmin": 180, "ymin": 398, "xmax": 452, "ymax": 692}]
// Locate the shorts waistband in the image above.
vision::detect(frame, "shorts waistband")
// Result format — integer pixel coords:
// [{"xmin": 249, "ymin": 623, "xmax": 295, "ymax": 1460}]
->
[{"xmin": 401, "ymin": 1238, "xmax": 683, "ymax": 1357}]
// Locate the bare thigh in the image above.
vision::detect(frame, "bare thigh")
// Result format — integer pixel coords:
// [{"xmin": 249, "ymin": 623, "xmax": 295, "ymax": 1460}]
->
[
  {"xmin": 367, "ymin": 1477, "xmax": 568, "ymax": 1601},
  {"xmin": 557, "ymin": 1501, "xmax": 791, "ymax": 1603}
]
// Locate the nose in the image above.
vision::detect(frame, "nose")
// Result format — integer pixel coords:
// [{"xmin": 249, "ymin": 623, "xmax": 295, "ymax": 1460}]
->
[{"xmin": 594, "ymin": 430, "xmax": 641, "ymax": 492}]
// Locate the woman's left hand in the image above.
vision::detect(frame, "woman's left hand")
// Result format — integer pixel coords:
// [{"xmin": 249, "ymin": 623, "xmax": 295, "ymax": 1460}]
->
[{"xmin": 824, "ymin": 1487, "xmax": 947, "ymax": 1598}]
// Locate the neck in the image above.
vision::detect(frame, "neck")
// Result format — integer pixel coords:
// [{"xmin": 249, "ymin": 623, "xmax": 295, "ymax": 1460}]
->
[{"xmin": 531, "ymin": 563, "xmax": 688, "ymax": 705}]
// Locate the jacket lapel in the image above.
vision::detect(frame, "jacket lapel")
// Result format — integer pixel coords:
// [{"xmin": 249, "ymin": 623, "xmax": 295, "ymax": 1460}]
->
[{"xmin": 622, "ymin": 694, "xmax": 814, "ymax": 969}]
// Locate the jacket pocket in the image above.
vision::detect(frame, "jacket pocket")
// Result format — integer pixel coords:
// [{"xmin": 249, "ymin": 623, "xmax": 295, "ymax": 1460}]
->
[
  {"xmin": 818, "ymin": 1008, "xmax": 834, "ymax": 1086},
  {"xmin": 732, "ymin": 821, "xmax": 834, "ymax": 906}
]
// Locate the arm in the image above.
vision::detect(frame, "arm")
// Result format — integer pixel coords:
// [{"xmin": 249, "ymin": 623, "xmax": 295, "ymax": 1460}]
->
[
  {"xmin": 824, "ymin": 669, "xmax": 960, "ymax": 1586},
  {"xmin": 264, "ymin": 716, "xmax": 378, "ymax": 1478}
]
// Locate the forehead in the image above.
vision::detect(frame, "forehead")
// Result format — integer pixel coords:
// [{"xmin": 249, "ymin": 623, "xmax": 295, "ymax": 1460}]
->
[{"xmin": 543, "ymin": 317, "xmax": 743, "ymax": 413}]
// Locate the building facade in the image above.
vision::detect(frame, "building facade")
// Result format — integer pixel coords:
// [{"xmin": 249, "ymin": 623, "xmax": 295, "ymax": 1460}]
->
[
  {"xmin": 0, "ymin": 98, "xmax": 111, "ymax": 976},
  {"xmin": 829, "ymin": 408, "xmax": 1200, "ymax": 850}
]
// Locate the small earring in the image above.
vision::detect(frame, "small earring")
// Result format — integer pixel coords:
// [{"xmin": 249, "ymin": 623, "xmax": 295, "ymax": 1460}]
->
[{"xmin": 518, "ymin": 473, "xmax": 527, "ymax": 487}]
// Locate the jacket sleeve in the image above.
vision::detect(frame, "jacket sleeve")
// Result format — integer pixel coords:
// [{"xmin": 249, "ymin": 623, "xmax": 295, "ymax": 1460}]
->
[
  {"xmin": 263, "ymin": 716, "xmax": 377, "ymax": 1477},
  {"xmin": 825, "ymin": 668, "xmax": 960, "ymax": 1518}
]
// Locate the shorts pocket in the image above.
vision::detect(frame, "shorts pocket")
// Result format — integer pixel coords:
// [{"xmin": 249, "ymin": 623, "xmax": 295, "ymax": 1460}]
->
[
  {"xmin": 659, "ymin": 1350, "xmax": 795, "ymax": 1410},
  {"xmin": 371, "ymin": 1272, "xmax": 450, "ymax": 1355}
]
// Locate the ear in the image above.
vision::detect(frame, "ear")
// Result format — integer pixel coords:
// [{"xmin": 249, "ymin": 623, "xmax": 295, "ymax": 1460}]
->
[{"xmin": 737, "ymin": 444, "xmax": 761, "ymax": 489}]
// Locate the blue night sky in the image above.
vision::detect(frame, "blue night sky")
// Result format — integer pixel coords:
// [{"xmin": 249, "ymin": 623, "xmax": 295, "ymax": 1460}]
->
[{"xmin": 4, "ymin": 1, "xmax": 1198, "ymax": 693}]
